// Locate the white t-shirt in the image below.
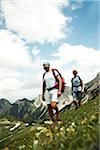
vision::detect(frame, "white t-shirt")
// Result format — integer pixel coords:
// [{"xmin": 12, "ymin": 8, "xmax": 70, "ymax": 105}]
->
[
  {"xmin": 71, "ymin": 76, "xmax": 82, "ymax": 92},
  {"xmin": 44, "ymin": 70, "xmax": 59, "ymax": 89}
]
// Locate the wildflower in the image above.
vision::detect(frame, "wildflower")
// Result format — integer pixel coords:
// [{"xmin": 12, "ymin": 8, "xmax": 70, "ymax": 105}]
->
[
  {"xmin": 66, "ymin": 128, "xmax": 70, "ymax": 132},
  {"xmin": 46, "ymin": 133, "xmax": 50, "ymax": 136},
  {"xmin": 58, "ymin": 121, "xmax": 62, "ymax": 125},
  {"xmin": 71, "ymin": 122, "xmax": 76, "ymax": 127},
  {"xmin": 18, "ymin": 145, "xmax": 25, "ymax": 150},
  {"xmin": 60, "ymin": 126, "xmax": 65, "ymax": 131},
  {"xmin": 2, "ymin": 147, "xmax": 9, "ymax": 150},
  {"xmin": 60, "ymin": 143, "xmax": 64, "ymax": 148},
  {"xmin": 44, "ymin": 120, "xmax": 53, "ymax": 125},
  {"xmin": 80, "ymin": 118, "xmax": 88, "ymax": 125},
  {"xmin": 70, "ymin": 128, "xmax": 75, "ymax": 133},
  {"xmin": 33, "ymin": 140, "xmax": 38, "ymax": 150},
  {"xmin": 39, "ymin": 127, "xmax": 47, "ymax": 133},
  {"xmin": 45, "ymin": 131, "xmax": 53, "ymax": 141},
  {"xmin": 90, "ymin": 115, "xmax": 96, "ymax": 120},
  {"xmin": 30, "ymin": 126, "xmax": 34, "ymax": 131},
  {"xmin": 35, "ymin": 127, "xmax": 47, "ymax": 138},
  {"xmin": 66, "ymin": 127, "xmax": 75, "ymax": 133},
  {"xmin": 36, "ymin": 126, "xmax": 45, "ymax": 131},
  {"xmin": 35, "ymin": 132, "xmax": 41, "ymax": 138}
]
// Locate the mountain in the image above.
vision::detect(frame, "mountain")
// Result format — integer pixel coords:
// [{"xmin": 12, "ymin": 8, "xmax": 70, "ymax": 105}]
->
[
  {"xmin": 0, "ymin": 99, "xmax": 11, "ymax": 115},
  {"xmin": 0, "ymin": 73, "xmax": 99, "ymax": 123},
  {"xmin": 9, "ymin": 98, "xmax": 36, "ymax": 121},
  {"xmin": 81, "ymin": 72, "xmax": 99, "ymax": 103}
]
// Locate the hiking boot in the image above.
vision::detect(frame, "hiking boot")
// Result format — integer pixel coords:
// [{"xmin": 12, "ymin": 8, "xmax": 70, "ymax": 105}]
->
[
  {"xmin": 57, "ymin": 116, "xmax": 62, "ymax": 121},
  {"xmin": 55, "ymin": 113, "xmax": 62, "ymax": 121}
]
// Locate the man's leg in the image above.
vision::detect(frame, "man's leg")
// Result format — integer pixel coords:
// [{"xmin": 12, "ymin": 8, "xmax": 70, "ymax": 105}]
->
[
  {"xmin": 50, "ymin": 89, "xmax": 61, "ymax": 122},
  {"xmin": 47, "ymin": 104, "xmax": 54, "ymax": 122},
  {"xmin": 77, "ymin": 91, "xmax": 82, "ymax": 107},
  {"xmin": 51, "ymin": 102, "xmax": 61, "ymax": 121},
  {"xmin": 73, "ymin": 92, "xmax": 78, "ymax": 109},
  {"xmin": 73, "ymin": 101, "xmax": 78, "ymax": 109},
  {"xmin": 44, "ymin": 90, "xmax": 54, "ymax": 121}
]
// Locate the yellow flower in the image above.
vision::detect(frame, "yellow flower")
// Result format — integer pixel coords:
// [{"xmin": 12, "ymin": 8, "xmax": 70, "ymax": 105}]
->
[
  {"xmin": 70, "ymin": 128, "xmax": 75, "ymax": 133},
  {"xmin": 2, "ymin": 147, "xmax": 9, "ymax": 150},
  {"xmin": 46, "ymin": 131, "xmax": 53, "ymax": 141},
  {"xmin": 66, "ymin": 128, "xmax": 70, "ymax": 132},
  {"xmin": 90, "ymin": 115, "xmax": 96, "ymax": 120},
  {"xmin": 66, "ymin": 127, "xmax": 75, "ymax": 133},
  {"xmin": 80, "ymin": 118, "xmax": 88, "ymax": 125},
  {"xmin": 35, "ymin": 132, "xmax": 41, "ymax": 138}
]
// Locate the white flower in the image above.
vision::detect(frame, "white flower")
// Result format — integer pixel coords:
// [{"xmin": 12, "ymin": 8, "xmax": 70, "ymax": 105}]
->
[
  {"xmin": 36, "ymin": 126, "xmax": 44, "ymax": 131},
  {"xmin": 71, "ymin": 122, "xmax": 75, "ymax": 126},
  {"xmin": 35, "ymin": 132, "xmax": 41, "ymax": 138},
  {"xmin": 33, "ymin": 140, "xmax": 38, "ymax": 150},
  {"xmin": 44, "ymin": 120, "xmax": 53, "ymax": 125},
  {"xmin": 60, "ymin": 126, "xmax": 65, "ymax": 131}
]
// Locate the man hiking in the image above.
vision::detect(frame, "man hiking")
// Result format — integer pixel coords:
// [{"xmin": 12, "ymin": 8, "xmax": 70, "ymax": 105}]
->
[
  {"xmin": 42, "ymin": 62, "xmax": 63, "ymax": 123},
  {"xmin": 71, "ymin": 70, "xmax": 83, "ymax": 109}
]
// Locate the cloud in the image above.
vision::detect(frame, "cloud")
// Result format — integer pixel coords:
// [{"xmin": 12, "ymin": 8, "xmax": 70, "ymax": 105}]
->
[
  {"xmin": 32, "ymin": 47, "xmax": 40, "ymax": 56},
  {"xmin": 69, "ymin": 0, "xmax": 83, "ymax": 10},
  {"xmin": 0, "ymin": 78, "xmax": 22, "ymax": 91},
  {"xmin": 0, "ymin": 30, "xmax": 44, "ymax": 102},
  {"xmin": 52, "ymin": 44, "xmax": 100, "ymax": 65},
  {"xmin": 2, "ymin": 0, "xmax": 71, "ymax": 43},
  {"xmin": 1, "ymin": 88, "xmax": 40, "ymax": 104},
  {"xmin": 51, "ymin": 43, "xmax": 100, "ymax": 85},
  {"xmin": 50, "ymin": 0, "xmax": 69, "ymax": 7},
  {"xmin": 0, "ymin": 30, "xmax": 32, "ymax": 68}
]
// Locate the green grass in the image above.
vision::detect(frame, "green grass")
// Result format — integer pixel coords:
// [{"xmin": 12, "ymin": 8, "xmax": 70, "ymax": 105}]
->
[{"xmin": 0, "ymin": 96, "xmax": 99, "ymax": 150}]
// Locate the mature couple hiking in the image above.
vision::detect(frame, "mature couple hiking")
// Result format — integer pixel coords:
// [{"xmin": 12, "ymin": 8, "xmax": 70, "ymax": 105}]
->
[{"xmin": 42, "ymin": 62, "xmax": 83, "ymax": 124}]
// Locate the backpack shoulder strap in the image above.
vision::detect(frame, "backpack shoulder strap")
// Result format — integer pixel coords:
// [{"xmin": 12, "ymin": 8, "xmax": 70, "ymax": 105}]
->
[
  {"xmin": 71, "ymin": 78, "xmax": 74, "ymax": 87},
  {"xmin": 43, "ymin": 72, "xmax": 46, "ymax": 80},
  {"xmin": 71, "ymin": 78, "xmax": 73, "ymax": 82},
  {"xmin": 78, "ymin": 76, "xmax": 83, "ymax": 86},
  {"xmin": 78, "ymin": 76, "xmax": 82, "ymax": 82},
  {"xmin": 52, "ymin": 69, "xmax": 57, "ymax": 81},
  {"xmin": 52, "ymin": 68, "xmax": 62, "ymax": 78}
]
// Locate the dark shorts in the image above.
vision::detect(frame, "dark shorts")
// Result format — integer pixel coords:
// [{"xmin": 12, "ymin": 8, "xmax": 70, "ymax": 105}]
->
[{"xmin": 73, "ymin": 91, "xmax": 82, "ymax": 101}]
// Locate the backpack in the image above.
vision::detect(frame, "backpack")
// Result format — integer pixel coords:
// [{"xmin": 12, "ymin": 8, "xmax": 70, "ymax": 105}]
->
[
  {"xmin": 43, "ymin": 69, "xmax": 65, "ymax": 93},
  {"xmin": 52, "ymin": 69, "xmax": 65, "ymax": 93}
]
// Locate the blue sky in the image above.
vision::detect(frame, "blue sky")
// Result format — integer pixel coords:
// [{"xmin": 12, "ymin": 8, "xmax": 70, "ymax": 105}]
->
[
  {"xmin": 63, "ymin": 1, "xmax": 99, "ymax": 49},
  {"xmin": 0, "ymin": 0, "xmax": 100, "ymax": 102}
]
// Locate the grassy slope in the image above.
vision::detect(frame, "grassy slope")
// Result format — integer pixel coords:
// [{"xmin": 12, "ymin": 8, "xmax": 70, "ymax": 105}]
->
[{"xmin": 0, "ymin": 96, "xmax": 99, "ymax": 150}]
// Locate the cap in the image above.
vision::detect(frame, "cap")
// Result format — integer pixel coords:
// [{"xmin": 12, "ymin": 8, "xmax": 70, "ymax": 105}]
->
[{"xmin": 43, "ymin": 62, "xmax": 50, "ymax": 66}]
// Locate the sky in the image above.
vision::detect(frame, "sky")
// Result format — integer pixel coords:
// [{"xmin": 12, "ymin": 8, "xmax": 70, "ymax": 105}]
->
[{"xmin": 0, "ymin": 0, "xmax": 100, "ymax": 103}]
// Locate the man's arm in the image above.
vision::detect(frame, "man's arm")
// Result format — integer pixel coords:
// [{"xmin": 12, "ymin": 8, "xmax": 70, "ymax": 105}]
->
[
  {"xmin": 56, "ymin": 75, "xmax": 62, "ymax": 97},
  {"xmin": 71, "ymin": 83, "xmax": 73, "ymax": 95},
  {"xmin": 80, "ymin": 80, "xmax": 83, "ymax": 91},
  {"xmin": 42, "ymin": 80, "xmax": 46, "ymax": 101},
  {"xmin": 71, "ymin": 78, "xmax": 73, "ymax": 95}
]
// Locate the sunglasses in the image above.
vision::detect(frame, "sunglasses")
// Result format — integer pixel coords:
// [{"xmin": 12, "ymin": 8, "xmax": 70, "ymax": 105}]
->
[{"xmin": 43, "ymin": 64, "xmax": 49, "ymax": 67}]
